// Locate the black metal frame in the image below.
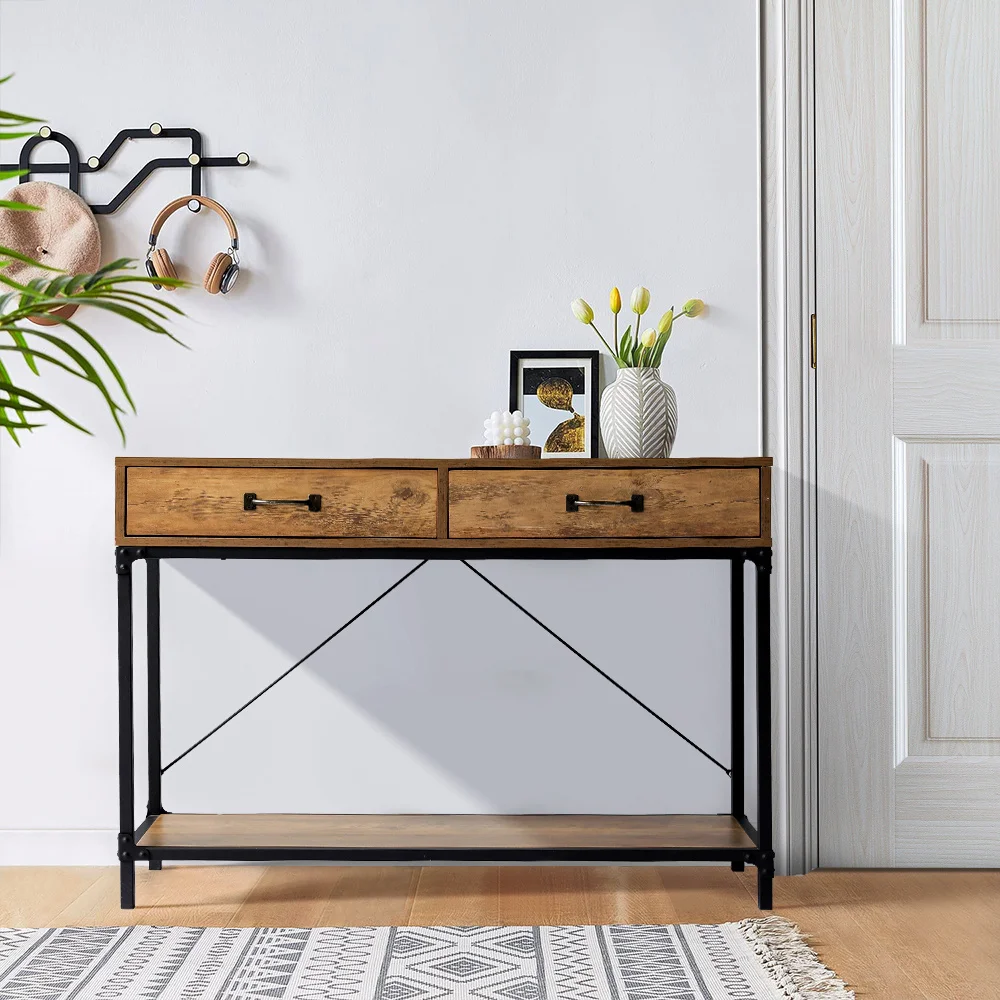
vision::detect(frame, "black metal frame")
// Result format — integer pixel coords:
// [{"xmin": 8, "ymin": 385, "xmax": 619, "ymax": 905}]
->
[
  {"xmin": 115, "ymin": 544, "xmax": 773, "ymax": 911},
  {"xmin": 509, "ymin": 350, "xmax": 602, "ymax": 458},
  {"xmin": 1, "ymin": 126, "xmax": 250, "ymax": 215}
]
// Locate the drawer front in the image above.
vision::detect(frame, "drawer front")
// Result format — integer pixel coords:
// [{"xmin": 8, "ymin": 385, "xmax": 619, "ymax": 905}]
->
[
  {"xmin": 448, "ymin": 467, "xmax": 762, "ymax": 539},
  {"xmin": 126, "ymin": 467, "xmax": 438, "ymax": 538}
]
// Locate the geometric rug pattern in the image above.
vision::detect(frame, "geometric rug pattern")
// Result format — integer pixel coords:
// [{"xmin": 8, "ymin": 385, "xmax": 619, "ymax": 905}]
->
[{"xmin": 0, "ymin": 919, "xmax": 853, "ymax": 999}]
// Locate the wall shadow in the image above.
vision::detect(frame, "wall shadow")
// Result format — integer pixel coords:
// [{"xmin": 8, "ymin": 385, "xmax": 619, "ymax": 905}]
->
[{"xmin": 161, "ymin": 557, "xmax": 737, "ymax": 815}]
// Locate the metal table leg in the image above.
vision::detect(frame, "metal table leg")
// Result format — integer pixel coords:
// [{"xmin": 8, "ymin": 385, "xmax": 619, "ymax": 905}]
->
[
  {"xmin": 755, "ymin": 550, "xmax": 774, "ymax": 909},
  {"xmin": 116, "ymin": 548, "xmax": 136, "ymax": 908},
  {"xmin": 730, "ymin": 556, "xmax": 745, "ymax": 872},
  {"xmin": 147, "ymin": 558, "xmax": 163, "ymax": 870},
  {"xmin": 111, "ymin": 543, "xmax": 775, "ymax": 910}
]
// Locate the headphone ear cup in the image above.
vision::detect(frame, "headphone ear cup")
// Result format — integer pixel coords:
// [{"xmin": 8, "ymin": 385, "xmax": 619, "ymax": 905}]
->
[
  {"xmin": 203, "ymin": 252, "xmax": 231, "ymax": 295},
  {"xmin": 150, "ymin": 248, "xmax": 177, "ymax": 289}
]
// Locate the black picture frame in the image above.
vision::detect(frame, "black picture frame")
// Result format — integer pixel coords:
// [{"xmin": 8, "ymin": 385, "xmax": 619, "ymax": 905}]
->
[{"xmin": 509, "ymin": 350, "xmax": 601, "ymax": 459}]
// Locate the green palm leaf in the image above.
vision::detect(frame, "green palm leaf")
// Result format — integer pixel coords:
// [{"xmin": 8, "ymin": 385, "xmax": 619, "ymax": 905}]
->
[
  {"xmin": 5, "ymin": 329, "xmax": 130, "ymax": 434},
  {"xmin": 0, "ymin": 245, "xmax": 60, "ymax": 270},
  {"xmin": 0, "ymin": 379, "xmax": 92, "ymax": 435},
  {"xmin": 0, "ymin": 80, "xmax": 188, "ymax": 442}
]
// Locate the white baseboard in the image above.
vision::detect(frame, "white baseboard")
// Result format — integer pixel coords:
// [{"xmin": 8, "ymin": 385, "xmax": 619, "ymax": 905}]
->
[{"xmin": 0, "ymin": 830, "xmax": 117, "ymax": 866}]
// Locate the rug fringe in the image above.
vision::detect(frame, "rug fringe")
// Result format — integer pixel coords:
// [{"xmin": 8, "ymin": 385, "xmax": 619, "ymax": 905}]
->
[{"xmin": 736, "ymin": 916, "xmax": 855, "ymax": 999}]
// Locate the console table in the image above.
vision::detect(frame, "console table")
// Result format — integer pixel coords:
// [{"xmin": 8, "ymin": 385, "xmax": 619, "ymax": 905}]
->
[{"xmin": 115, "ymin": 457, "xmax": 774, "ymax": 909}]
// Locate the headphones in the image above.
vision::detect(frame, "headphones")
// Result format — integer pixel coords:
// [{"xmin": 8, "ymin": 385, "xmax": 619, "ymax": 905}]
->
[{"xmin": 146, "ymin": 195, "xmax": 240, "ymax": 294}]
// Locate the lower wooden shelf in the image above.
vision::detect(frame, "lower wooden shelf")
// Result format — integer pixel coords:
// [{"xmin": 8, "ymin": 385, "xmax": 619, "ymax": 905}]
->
[{"xmin": 137, "ymin": 813, "xmax": 754, "ymax": 853}]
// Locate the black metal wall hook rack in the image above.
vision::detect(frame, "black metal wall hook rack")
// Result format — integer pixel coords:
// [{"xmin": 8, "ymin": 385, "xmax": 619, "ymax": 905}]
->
[{"xmin": 0, "ymin": 124, "xmax": 250, "ymax": 215}]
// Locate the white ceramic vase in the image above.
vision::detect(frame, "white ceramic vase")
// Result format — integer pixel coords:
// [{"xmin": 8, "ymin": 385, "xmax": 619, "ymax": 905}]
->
[{"xmin": 599, "ymin": 367, "xmax": 678, "ymax": 458}]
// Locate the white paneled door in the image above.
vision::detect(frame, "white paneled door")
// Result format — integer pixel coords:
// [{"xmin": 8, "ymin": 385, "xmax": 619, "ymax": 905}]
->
[{"xmin": 817, "ymin": 0, "xmax": 1000, "ymax": 866}]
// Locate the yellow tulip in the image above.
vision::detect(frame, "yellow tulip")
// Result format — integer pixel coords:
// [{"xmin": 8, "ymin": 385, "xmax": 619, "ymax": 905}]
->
[
  {"xmin": 640, "ymin": 328, "xmax": 657, "ymax": 348},
  {"xmin": 570, "ymin": 298, "xmax": 594, "ymax": 324},
  {"xmin": 657, "ymin": 309, "xmax": 674, "ymax": 335},
  {"xmin": 630, "ymin": 286, "xmax": 650, "ymax": 315},
  {"xmin": 609, "ymin": 287, "xmax": 621, "ymax": 314},
  {"xmin": 683, "ymin": 298, "xmax": 705, "ymax": 317}
]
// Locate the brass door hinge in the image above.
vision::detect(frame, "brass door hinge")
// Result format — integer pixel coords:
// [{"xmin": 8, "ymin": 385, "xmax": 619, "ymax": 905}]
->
[{"xmin": 810, "ymin": 313, "xmax": 817, "ymax": 370}]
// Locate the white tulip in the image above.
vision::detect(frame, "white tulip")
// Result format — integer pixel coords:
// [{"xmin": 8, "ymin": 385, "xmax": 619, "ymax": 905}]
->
[
  {"xmin": 630, "ymin": 286, "xmax": 650, "ymax": 315},
  {"xmin": 571, "ymin": 298, "xmax": 595, "ymax": 324}
]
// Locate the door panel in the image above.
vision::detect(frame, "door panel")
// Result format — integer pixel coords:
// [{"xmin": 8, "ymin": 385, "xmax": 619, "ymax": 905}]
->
[
  {"xmin": 893, "ymin": 346, "xmax": 1000, "ymax": 436},
  {"xmin": 818, "ymin": 0, "xmax": 1000, "ymax": 866},
  {"xmin": 925, "ymin": 458, "xmax": 1000, "ymax": 740},
  {"xmin": 895, "ymin": 760, "xmax": 1000, "ymax": 866},
  {"xmin": 921, "ymin": 0, "xmax": 1000, "ymax": 328},
  {"xmin": 905, "ymin": 445, "xmax": 1000, "ymax": 756},
  {"xmin": 816, "ymin": 0, "xmax": 895, "ymax": 867}
]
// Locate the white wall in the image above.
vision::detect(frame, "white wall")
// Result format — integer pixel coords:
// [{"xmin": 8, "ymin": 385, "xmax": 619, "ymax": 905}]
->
[{"xmin": 0, "ymin": 0, "xmax": 761, "ymax": 862}]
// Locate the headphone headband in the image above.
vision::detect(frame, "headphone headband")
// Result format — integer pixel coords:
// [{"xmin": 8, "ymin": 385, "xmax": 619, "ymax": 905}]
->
[{"xmin": 148, "ymin": 195, "xmax": 239, "ymax": 248}]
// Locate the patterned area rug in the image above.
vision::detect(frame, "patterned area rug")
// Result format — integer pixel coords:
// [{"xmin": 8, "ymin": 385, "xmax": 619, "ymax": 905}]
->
[{"xmin": 0, "ymin": 918, "xmax": 853, "ymax": 999}]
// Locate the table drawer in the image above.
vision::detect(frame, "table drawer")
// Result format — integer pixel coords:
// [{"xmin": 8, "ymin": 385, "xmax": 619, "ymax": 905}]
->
[
  {"xmin": 448, "ymin": 467, "xmax": 762, "ymax": 539},
  {"xmin": 125, "ymin": 466, "xmax": 438, "ymax": 538}
]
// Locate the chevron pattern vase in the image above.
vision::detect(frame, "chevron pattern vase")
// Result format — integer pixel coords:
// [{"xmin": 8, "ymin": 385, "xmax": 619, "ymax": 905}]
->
[{"xmin": 599, "ymin": 367, "xmax": 678, "ymax": 458}]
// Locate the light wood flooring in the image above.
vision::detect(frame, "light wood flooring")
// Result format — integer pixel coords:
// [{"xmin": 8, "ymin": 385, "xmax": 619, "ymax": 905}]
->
[{"xmin": 1, "ymin": 866, "xmax": 997, "ymax": 999}]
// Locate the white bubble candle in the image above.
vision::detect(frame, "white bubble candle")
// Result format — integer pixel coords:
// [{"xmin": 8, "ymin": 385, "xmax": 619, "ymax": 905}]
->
[{"xmin": 483, "ymin": 410, "xmax": 531, "ymax": 446}]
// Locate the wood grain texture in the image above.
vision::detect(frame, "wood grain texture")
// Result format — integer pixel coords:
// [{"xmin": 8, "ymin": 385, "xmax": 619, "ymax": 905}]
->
[
  {"xmin": 45, "ymin": 865, "xmax": 267, "ymax": 928},
  {"xmin": 893, "ymin": 345, "xmax": 1000, "ymax": 436},
  {"xmin": 137, "ymin": 814, "xmax": 754, "ymax": 851},
  {"xmin": 821, "ymin": 0, "xmax": 1000, "ymax": 868},
  {"xmin": 436, "ymin": 465, "xmax": 449, "ymax": 540},
  {"xmin": 902, "ymin": 1, "xmax": 1000, "ymax": 342},
  {"xmin": 117, "ymin": 534, "xmax": 770, "ymax": 550},
  {"xmin": 125, "ymin": 467, "xmax": 438, "ymax": 539},
  {"xmin": 469, "ymin": 446, "xmax": 541, "ymax": 459},
  {"xmin": 5, "ymin": 866, "xmax": 1000, "ymax": 997},
  {"xmin": 497, "ymin": 867, "xmax": 595, "ymax": 926},
  {"xmin": 923, "ymin": 0, "xmax": 1000, "ymax": 325},
  {"xmin": 759, "ymin": 464, "xmax": 772, "ymax": 543},
  {"xmin": 448, "ymin": 468, "xmax": 762, "ymax": 540},
  {"xmin": 116, "ymin": 458, "xmax": 772, "ymax": 547},
  {"xmin": 0, "ymin": 867, "xmax": 104, "ymax": 926},
  {"xmin": 816, "ymin": 0, "xmax": 895, "ymax": 866},
  {"xmin": 893, "ymin": 0, "xmax": 1000, "ymax": 865},
  {"xmin": 314, "ymin": 868, "xmax": 419, "ymax": 927},
  {"xmin": 926, "ymin": 460, "xmax": 1000, "ymax": 739},
  {"xmin": 904, "ymin": 444, "xmax": 1000, "ymax": 759},
  {"xmin": 895, "ymin": 758, "xmax": 1000, "ymax": 866},
  {"xmin": 117, "ymin": 457, "xmax": 773, "ymax": 469},
  {"xmin": 760, "ymin": 0, "xmax": 817, "ymax": 876},
  {"xmin": 224, "ymin": 869, "xmax": 347, "ymax": 927},
  {"xmin": 409, "ymin": 869, "xmax": 500, "ymax": 926},
  {"xmin": 575, "ymin": 867, "xmax": 681, "ymax": 924}
]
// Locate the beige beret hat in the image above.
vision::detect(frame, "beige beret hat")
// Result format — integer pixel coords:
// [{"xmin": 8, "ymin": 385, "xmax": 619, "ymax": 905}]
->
[{"xmin": 0, "ymin": 180, "xmax": 101, "ymax": 282}]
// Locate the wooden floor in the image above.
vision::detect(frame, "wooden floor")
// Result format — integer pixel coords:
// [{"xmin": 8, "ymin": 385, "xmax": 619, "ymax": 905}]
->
[{"xmin": 1, "ymin": 866, "xmax": 997, "ymax": 999}]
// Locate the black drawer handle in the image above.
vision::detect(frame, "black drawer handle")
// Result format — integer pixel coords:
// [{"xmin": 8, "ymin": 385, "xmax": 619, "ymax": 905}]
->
[
  {"xmin": 244, "ymin": 492, "xmax": 322, "ymax": 512},
  {"xmin": 566, "ymin": 493, "xmax": 644, "ymax": 513}
]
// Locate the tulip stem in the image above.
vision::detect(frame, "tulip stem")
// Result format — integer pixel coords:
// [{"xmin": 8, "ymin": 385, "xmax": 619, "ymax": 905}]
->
[
  {"xmin": 613, "ymin": 313, "xmax": 618, "ymax": 355},
  {"xmin": 589, "ymin": 321, "xmax": 617, "ymax": 360}
]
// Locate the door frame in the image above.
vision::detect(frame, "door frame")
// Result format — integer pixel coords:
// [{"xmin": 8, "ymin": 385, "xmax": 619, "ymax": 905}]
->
[{"xmin": 761, "ymin": 0, "xmax": 819, "ymax": 875}]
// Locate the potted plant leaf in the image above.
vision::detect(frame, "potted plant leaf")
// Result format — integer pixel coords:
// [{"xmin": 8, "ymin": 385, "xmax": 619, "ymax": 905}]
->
[{"xmin": 0, "ymin": 74, "xmax": 185, "ymax": 444}]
